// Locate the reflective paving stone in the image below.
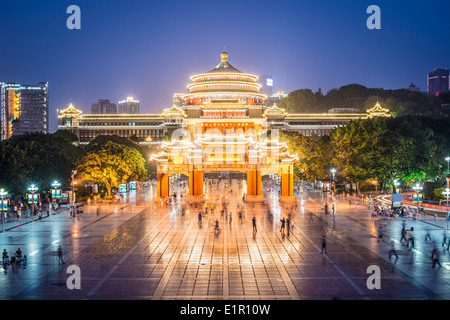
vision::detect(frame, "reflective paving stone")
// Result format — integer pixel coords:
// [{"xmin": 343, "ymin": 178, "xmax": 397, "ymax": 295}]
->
[{"xmin": 1, "ymin": 181, "xmax": 449, "ymax": 300}]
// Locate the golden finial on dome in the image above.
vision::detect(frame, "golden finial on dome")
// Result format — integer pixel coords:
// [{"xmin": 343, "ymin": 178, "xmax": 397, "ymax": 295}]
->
[{"xmin": 221, "ymin": 52, "xmax": 228, "ymax": 62}]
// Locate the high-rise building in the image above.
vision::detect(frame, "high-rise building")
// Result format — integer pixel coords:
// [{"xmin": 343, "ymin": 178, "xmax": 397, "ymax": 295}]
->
[
  {"xmin": 427, "ymin": 68, "xmax": 449, "ymax": 96},
  {"xmin": 259, "ymin": 74, "xmax": 274, "ymax": 98},
  {"xmin": 0, "ymin": 81, "xmax": 49, "ymax": 140},
  {"xmin": 91, "ymin": 99, "xmax": 117, "ymax": 114},
  {"xmin": 118, "ymin": 97, "xmax": 140, "ymax": 114}
]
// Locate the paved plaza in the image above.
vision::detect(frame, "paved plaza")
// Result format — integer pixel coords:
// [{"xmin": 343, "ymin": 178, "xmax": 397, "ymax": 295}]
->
[{"xmin": 1, "ymin": 179, "xmax": 450, "ymax": 300}]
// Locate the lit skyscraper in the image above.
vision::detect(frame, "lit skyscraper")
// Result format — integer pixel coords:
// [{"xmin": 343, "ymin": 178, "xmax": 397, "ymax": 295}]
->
[
  {"xmin": 0, "ymin": 81, "xmax": 49, "ymax": 140},
  {"xmin": 118, "ymin": 97, "xmax": 140, "ymax": 114},
  {"xmin": 427, "ymin": 68, "xmax": 449, "ymax": 96}
]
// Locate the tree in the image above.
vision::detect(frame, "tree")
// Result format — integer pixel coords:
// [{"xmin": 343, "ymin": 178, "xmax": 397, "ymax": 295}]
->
[
  {"xmin": 77, "ymin": 141, "xmax": 147, "ymax": 196},
  {"xmin": 0, "ymin": 132, "xmax": 83, "ymax": 195},
  {"xmin": 53, "ymin": 129, "xmax": 79, "ymax": 143},
  {"xmin": 280, "ymin": 132, "xmax": 328, "ymax": 181},
  {"xmin": 277, "ymin": 89, "xmax": 321, "ymax": 113},
  {"xmin": 328, "ymin": 118, "xmax": 387, "ymax": 194}
]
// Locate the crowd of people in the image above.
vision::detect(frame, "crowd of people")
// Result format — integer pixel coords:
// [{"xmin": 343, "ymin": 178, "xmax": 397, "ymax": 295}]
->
[{"xmin": 2, "ymin": 248, "xmax": 27, "ymax": 266}]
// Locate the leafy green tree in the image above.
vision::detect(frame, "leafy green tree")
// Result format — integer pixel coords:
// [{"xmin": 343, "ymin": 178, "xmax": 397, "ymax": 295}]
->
[
  {"xmin": 77, "ymin": 141, "xmax": 147, "ymax": 196},
  {"xmin": 280, "ymin": 132, "xmax": 328, "ymax": 181},
  {"xmin": 278, "ymin": 89, "xmax": 321, "ymax": 113},
  {"xmin": 328, "ymin": 118, "xmax": 387, "ymax": 194},
  {"xmin": 0, "ymin": 132, "xmax": 83, "ymax": 195}
]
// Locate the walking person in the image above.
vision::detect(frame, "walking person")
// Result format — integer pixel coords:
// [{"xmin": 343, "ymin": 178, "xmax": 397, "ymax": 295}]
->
[
  {"xmin": 57, "ymin": 245, "xmax": 65, "ymax": 264},
  {"xmin": 280, "ymin": 218, "xmax": 286, "ymax": 235},
  {"xmin": 286, "ymin": 217, "xmax": 291, "ymax": 236},
  {"xmin": 431, "ymin": 243, "xmax": 441, "ymax": 269},
  {"xmin": 252, "ymin": 216, "xmax": 257, "ymax": 233},
  {"xmin": 406, "ymin": 227, "xmax": 415, "ymax": 249},
  {"xmin": 377, "ymin": 226, "xmax": 384, "ymax": 242},
  {"xmin": 442, "ymin": 231, "xmax": 448, "ymax": 248},
  {"xmin": 321, "ymin": 235, "xmax": 327, "ymax": 254},
  {"xmin": 400, "ymin": 227, "xmax": 407, "ymax": 243},
  {"xmin": 388, "ymin": 240, "xmax": 399, "ymax": 259},
  {"xmin": 198, "ymin": 211, "xmax": 202, "ymax": 226},
  {"xmin": 214, "ymin": 220, "xmax": 220, "ymax": 233},
  {"xmin": 425, "ymin": 227, "xmax": 432, "ymax": 242},
  {"xmin": 332, "ymin": 204, "xmax": 335, "ymax": 215}
]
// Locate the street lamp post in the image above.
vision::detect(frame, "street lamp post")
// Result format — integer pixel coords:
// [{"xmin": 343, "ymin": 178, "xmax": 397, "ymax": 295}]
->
[
  {"xmin": 412, "ymin": 183, "xmax": 422, "ymax": 218},
  {"xmin": 71, "ymin": 170, "xmax": 77, "ymax": 215},
  {"xmin": 330, "ymin": 169, "xmax": 336, "ymax": 193},
  {"xmin": 443, "ymin": 188, "xmax": 450, "ymax": 230},
  {"xmin": 51, "ymin": 181, "xmax": 60, "ymax": 214},
  {"xmin": 51, "ymin": 181, "xmax": 60, "ymax": 193},
  {"xmin": 393, "ymin": 179, "xmax": 400, "ymax": 194},
  {"xmin": 0, "ymin": 189, "xmax": 7, "ymax": 232},
  {"xmin": 28, "ymin": 184, "xmax": 38, "ymax": 222}
]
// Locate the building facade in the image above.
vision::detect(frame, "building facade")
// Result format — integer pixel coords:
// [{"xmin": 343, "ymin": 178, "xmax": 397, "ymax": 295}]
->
[
  {"xmin": 118, "ymin": 97, "xmax": 140, "ymax": 114},
  {"xmin": 427, "ymin": 68, "xmax": 449, "ymax": 96},
  {"xmin": 1, "ymin": 81, "xmax": 49, "ymax": 140},
  {"xmin": 91, "ymin": 99, "xmax": 117, "ymax": 114}
]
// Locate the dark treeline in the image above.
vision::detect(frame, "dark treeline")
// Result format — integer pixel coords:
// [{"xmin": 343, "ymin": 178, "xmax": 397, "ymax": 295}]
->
[{"xmin": 277, "ymin": 83, "xmax": 450, "ymax": 116}]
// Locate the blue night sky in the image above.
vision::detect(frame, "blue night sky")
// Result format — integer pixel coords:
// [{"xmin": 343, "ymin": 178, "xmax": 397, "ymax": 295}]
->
[{"xmin": 1, "ymin": 0, "xmax": 449, "ymax": 132}]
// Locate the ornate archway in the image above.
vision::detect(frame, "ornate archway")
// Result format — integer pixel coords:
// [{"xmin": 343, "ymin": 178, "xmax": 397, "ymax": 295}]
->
[{"xmin": 151, "ymin": 135, "xmax": 298, "ymax": 203}]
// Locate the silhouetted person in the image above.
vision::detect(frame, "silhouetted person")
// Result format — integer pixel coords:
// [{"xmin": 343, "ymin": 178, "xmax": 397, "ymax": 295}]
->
[
  {"xmin": 280, "ymin": 218, "xmax": 286, "ymax": 234},
  {"xmin": 57, "ymin": 246, "xmax": 65, "ymax": 264},
  {"xmin": 431, "ymin": 244, "xmax": 441, "ymax": 268},
  {"xmin": 198, "ymin": 212, "xmax": 202, "ymax": 226},
  {"xmin": 321, "ymin": 236, "xmax": 327, "ymax": 254}
]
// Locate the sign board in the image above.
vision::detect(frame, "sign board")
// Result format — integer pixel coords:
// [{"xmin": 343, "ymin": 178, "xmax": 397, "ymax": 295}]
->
[
  {"xmin": 60, "ymin": 193, "xmax": 69, "ymax": 204},
  {"xmin": 93, "ymin": 184, "xmax": 98, "ymax": 194},
  {"xmin": 129, "ymin": 181, "xmax": 137, "ymax": 190},
  {"xmin": 392, "ymin": 201, "xmax": 402, "ymax": 208},
  {"xmin": 27, "ymin": 193, "xmax": 39, "ymax": 204},
  {"xmin": 0, "ymin": 199, "xmax": 8, "ymax": 211},
  {"xmin": 119, "ymin": 184, "xmax": 128, "ymax": 193},
  {"xmin": 413, "ymin": 193, "xmax": 423, "ymax": 204},
  {"xmin": 391, "ymin": 194, "xmax": 403, "ymax": 202},
  {"xmin": 51, "ymin": 189, "xmax": 62, "ymax": 199}
]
